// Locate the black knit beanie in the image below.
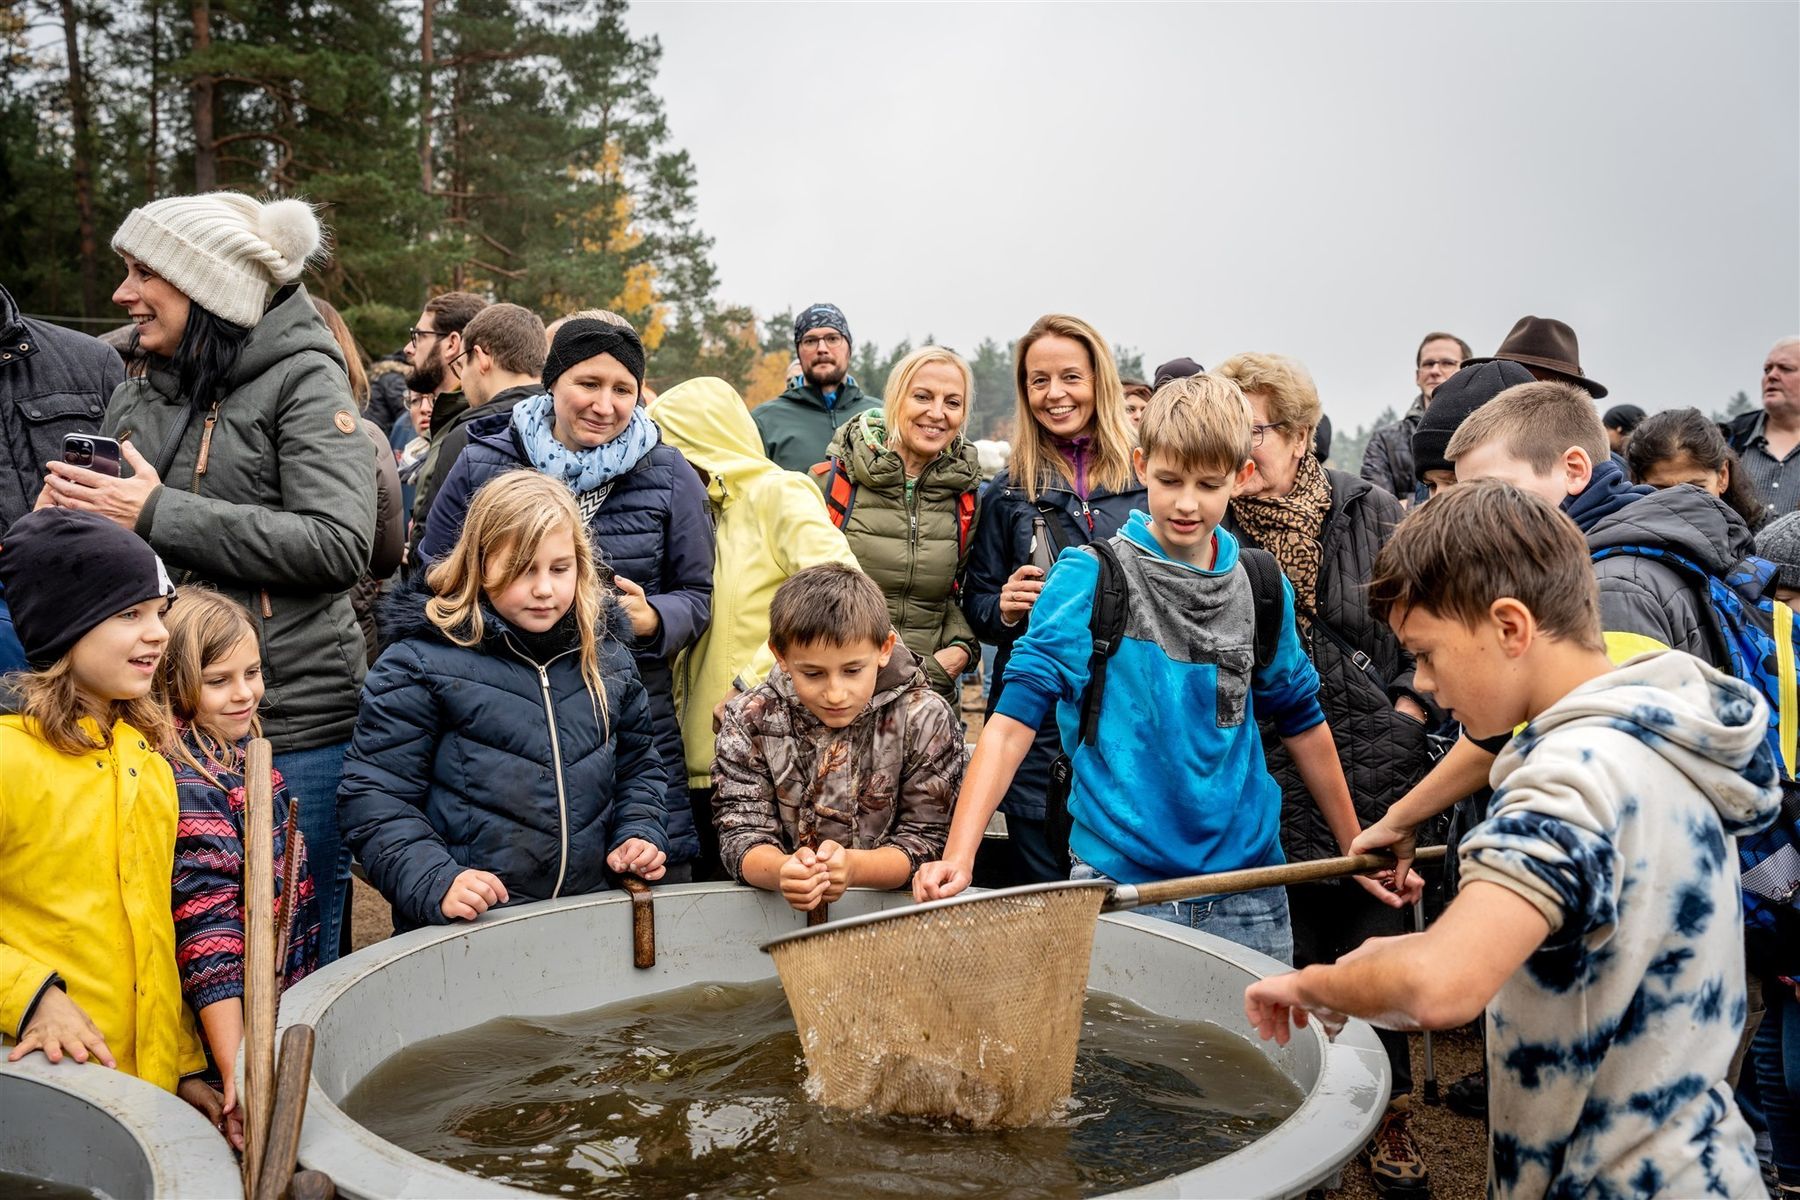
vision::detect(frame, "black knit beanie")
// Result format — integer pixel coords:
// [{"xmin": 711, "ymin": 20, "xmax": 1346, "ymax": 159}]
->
[
  {"xmin": 0, "ymin": 509, "xmax": 175, "ymax": 669},
  {"xmin": 1153, "ymin": 357, "xmax": 1205, "ymax": 389},
  {"xmin": 1412, "ymin": 360, "xmax": 1537, "ymax": 479},
  {"xmin": 543, "ymin": 319, "xmax": 645, "ymax": 394},
  {"xmin": 1757, "ymin": 513, "xmax": 1800, "ymax": 592}
]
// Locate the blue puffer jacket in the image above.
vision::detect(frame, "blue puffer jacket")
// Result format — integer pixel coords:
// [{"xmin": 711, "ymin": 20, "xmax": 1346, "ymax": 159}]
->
[
  {"xmin": 963, "ymin": 467, "xmax": 1146, "ymax": 820},
  {"xmin": 337, "ymin": 581, "xmax": 669, "ymax": 932},
  {"xmin": 416, "ymin": 407, "xmax": 714, "ymax": 863}
]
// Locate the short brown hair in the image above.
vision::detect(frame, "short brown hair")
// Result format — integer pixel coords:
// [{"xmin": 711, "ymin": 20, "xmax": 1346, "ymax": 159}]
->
[
  {"xmin": 423, "ymin": 290, "xmax": 487, "ymax": 337},
  {"xmin": 1138, "ymin": 374, "xmax": 1253, "ymax": 474},
  {"xmin": 1368, "ymin": 480, "xmax": 1602, "ymax": 650},
  {"xmin": 1417, "ymin": 332, "xmax": 1472, "ymax": 365},
  {"xmin": 464, "ymin": 303, "xmax": 547, "ymax": 377},
  {"xmin": 768, "ymin": 563, "xmax": 891, "ymax": 654},
  {"xmin": 1445, "ymin": 380, "xmax": 1609, "ymax": 473},
  {"xmin": 1211, "ymin": 352, "xmax": 1321, "ymax": 436}
]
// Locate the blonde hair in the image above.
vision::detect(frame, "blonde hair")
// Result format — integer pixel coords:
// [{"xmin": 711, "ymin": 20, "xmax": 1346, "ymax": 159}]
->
[
  {"xmin": 882, "ymin": 346, "xmax": 974, "ymax": 450},
  {"xmin": 1009, "ymin": 314, "xmax": 1135, "ymax": 501},
  {"xmin": 423, "ymin": 471, "xmax": 610, "ymax": 732},
  {"xmin": 1138, "ymin": 375, "xmax": 1254, "ymax": 473},
  {"xmin": 15, "ymin": 641, "xmax": 171, "ymax": 758},
  {"xmin": 1211, "ymin": 352, "xmax": 1321, "ymax": 441},
  {"xmin": 1446, "ymin": 380, "xmax": 1609, "ymax": 472},
  {"xmin": 156, "ymin": 586, "xmax": 261, "ymax": 789}
]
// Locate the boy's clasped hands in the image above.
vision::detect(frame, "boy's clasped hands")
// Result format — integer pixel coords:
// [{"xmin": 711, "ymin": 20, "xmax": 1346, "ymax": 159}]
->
[
  {"xmin": 438, "ymin": 837, "xmax": 666, "ymax": 921},
  {"xmin": 777, "ymin": 840, "xmax": 851, "ymax": 913}
]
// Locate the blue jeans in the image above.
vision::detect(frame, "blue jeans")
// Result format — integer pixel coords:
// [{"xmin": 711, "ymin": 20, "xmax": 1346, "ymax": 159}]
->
[
  {"xmin": 1072, "ymin": 859, "xmax": 1293, "ymax": 965},
  {"xmin": 274, "ymin": 741, "xmax": 350, "ymax": 966}
]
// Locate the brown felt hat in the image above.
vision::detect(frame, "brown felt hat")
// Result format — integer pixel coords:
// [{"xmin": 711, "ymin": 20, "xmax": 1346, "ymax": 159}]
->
[{"xmin": 1465, "ymin": 315, "xmax": 1607, "ymax": 399}]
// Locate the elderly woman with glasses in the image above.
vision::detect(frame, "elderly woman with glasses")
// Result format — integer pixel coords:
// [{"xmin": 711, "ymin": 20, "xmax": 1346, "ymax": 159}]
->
[{"xmin": 1214, "ymin": 351, "xmax": 1437, "ymax": 1186}]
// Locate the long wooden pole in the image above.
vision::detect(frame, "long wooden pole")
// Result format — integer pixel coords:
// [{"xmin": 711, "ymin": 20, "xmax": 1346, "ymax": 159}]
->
[
  {"xmin": 242, "ymin": 738, "xmax": 277, "ymax": 1197},
  {"xmin": 1109, "ymin": 846, "xmax": 1447, "ymax": 911}
]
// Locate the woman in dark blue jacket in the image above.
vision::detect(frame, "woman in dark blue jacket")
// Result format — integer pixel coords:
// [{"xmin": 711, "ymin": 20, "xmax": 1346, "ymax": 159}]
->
[
  {"xmin": 962, "ymin": 314, "xmax": 1145, "ymax": 884},
  {"xmin": 415, "ymin": 319, "xmax": 712, "ymax": 871},
  {"xmin": 339, "ymin": 473, "xmax": 668, "ymax": 931}
]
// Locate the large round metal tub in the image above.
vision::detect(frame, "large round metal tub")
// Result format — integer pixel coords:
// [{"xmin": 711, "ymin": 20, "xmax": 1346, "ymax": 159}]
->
[
  {"xmin": 283, "ymin": 883, "xmax": 1390, "ymax": 1199},
  {"xmin": 0, "ymin": 1055, "xmax": 244, "ymax": 1197}
]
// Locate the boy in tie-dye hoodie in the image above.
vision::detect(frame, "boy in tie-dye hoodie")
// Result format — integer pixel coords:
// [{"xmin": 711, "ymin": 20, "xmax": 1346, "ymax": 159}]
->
[{"xmin": 1245, "ymin": 481, "xmax": 1779, "ymax": 1200}]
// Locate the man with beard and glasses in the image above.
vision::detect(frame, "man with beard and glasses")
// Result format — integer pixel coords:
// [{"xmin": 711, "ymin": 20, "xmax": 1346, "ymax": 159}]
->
[
  {"xmin": 752, "ymin": 303, "xmax": 880, "ymax": 472},
  {"xmin": 401, "ymin": 291, "xmax": 486, "ymax": 560}
]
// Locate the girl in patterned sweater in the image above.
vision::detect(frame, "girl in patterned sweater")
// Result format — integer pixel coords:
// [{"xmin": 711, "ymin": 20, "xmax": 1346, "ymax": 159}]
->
[{"xmin": 159, "ymin": 587, "xmax": 321, "ymax": 1149}]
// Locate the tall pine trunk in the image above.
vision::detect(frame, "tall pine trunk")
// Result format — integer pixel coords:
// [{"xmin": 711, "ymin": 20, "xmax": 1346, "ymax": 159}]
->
[
  {"xmin": 191, "ymin": 0, "xmax": 216, "ymax": 191},
  {"xmin": 58, "ymin": 0, "xmax": 99, "ymax": 316},
  {"xmin": 419, "ymin": 0, "xmax": 434, "ymax": 194}
]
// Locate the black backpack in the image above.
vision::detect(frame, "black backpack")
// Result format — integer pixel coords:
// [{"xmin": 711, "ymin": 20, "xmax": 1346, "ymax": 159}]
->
[{"xmin": 1042, "ymin": 539, "xmax": 1286, "ymax": 866}]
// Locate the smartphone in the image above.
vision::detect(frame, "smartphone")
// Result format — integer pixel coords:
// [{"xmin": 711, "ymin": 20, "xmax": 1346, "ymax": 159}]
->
[{"xmin": 64, "ymin": 433, "xmax": 123, "ymax": 477}]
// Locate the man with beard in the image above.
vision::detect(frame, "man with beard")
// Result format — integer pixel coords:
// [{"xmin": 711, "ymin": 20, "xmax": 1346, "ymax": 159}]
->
[
  {"xmin": 402, "ymin": 291, "xmax": 486, "ymax": 559},
  {"xmin": 752, "ymin": 303, "xmax": 880, "ymax": 471}
]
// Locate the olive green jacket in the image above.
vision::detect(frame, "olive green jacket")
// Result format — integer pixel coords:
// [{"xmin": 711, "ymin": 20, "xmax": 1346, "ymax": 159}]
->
[
  {"xmin": 821, "ymin": 412, "xmax": 981, "ymax": 701},
  {"xmin": 103, "ymin": 285, "xmax": 376, "ymax": 750}
]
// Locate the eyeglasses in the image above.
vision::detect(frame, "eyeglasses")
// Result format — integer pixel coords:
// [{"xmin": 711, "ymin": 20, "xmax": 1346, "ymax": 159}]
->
[
  {"xmin": 406, "ymin": 327, "xmax": 441, "ymax": 345},
  {"xmin": 799, "ymin": 333, "xmax": 845, "ymax": 352},
  {"xmin": 1418, "ymin": 358, "xmax": 1461, "ymax": 371},
  {"xmin": 1250, "ymin": 421, "xmax": 1287, "ymax": 447}
]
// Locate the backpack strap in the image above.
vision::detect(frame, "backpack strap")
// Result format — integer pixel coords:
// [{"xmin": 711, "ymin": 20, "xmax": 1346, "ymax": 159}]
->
[
  {"xmin": 1238, "ymin": 547, "xmax": 1285, "ymax": 670},
  {"xmin": 1075, "ymin": 539, "xmax": 1130, "ymax": 748},
  {"xmin": 812, "ymin": 456, "xmax": 857, "ymax": 530}
]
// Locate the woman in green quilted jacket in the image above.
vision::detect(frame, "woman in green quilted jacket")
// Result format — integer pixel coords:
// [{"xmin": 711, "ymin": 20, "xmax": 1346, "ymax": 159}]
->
[{"xmin": 817, "ymin": 346, "xmax": 983, "ymax": 704}]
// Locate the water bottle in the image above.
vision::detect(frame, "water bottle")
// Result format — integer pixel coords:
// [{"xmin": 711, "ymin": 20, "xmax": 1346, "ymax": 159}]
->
[{"xmin": 1029, "ymin": 516, "xmax": 1055, "ymax": 575}]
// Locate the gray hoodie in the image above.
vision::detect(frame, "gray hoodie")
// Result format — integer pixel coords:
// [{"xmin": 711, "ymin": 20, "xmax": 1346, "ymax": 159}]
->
[
  {"xmin": 1460, "ymin": 650, "xmax": 1777, "ymax": 1200},
  {"xmin": 103, "ymin": 285, "xmax": 375, "ymax": 750}
]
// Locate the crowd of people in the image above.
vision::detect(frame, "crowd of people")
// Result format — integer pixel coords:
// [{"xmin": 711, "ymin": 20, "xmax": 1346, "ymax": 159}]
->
[{"xmin": 1, "ymin": 190, "xmax": 1797, "ymax": 1200}]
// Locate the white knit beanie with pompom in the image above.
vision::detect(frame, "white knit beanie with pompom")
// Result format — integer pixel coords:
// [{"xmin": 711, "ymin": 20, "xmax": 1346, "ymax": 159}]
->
[{"xmin": 110, "ymin": 193, "xmax": 325, "ymax": 328}]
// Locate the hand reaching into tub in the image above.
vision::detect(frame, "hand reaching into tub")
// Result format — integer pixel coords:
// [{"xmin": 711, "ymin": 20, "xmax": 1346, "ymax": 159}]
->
[{"xmin": 1244, "ymin": 973, "xmax": 1348, "ymax": 1045}]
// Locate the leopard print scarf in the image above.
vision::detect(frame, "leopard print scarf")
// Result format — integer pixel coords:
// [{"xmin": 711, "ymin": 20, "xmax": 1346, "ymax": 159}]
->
[{"xmin": 1230, "ymin": 453, "xmax": 1332, "ymax": 627}]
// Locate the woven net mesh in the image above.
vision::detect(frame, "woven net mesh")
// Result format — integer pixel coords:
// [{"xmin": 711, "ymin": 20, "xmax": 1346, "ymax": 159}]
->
[{"xmin": 766, "ymin": 885, "xmax": 1109, "ymax": 1128}]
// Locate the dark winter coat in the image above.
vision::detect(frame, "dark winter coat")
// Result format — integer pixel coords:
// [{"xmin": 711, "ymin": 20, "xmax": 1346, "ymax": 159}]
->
[
  {"xmin": 820, "ymin": 412, "xmax": 982, "ymax": 703},
  {"xmin": 102, "ymin": 284, "xmax": 375, "ymax": 751},
  {"xmin": 415, "ymin": 406, "xmax": 714, "ymax": 863},
  {"xmin": 403, "ymin": 388, "xmax": 470, "ymax": 564},
  {"xmin": 365, "ymin": 359, "xmax": 410, "ymax": 438},
  {"xmin": 963, "ymin": 466, "xmax": 1147, "ymax": 820},
  {"xmin": 1225, "ymin": 469, "xmax": 1431, "ymax": 863},
  {"xmin": 1358, "ymin": 394, "xmax": 1426, "ymax": 501},
  {"xmin": 406, "ymin": 382, "xmax": 538, "ymax": 555},
  {"xmin": 338, "ymin": 581, "xmax": 668, "ymax": 932},
  {"xmin": 1586, "ymin": 483, "xmax": 1757, "ymax": 663},
  {"xmin": 0, "ymin": 283, "xmax": 122, "ymax": 529},
  {"xmin": 752, "ymin": 378, "xmax": 880, "ymax": 473}
]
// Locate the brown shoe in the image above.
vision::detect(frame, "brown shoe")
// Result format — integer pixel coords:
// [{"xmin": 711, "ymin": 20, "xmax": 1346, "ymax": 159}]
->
[{"xmin": 1365, "ymin": 1095, "xmax": 1430, "ymax": 1197}]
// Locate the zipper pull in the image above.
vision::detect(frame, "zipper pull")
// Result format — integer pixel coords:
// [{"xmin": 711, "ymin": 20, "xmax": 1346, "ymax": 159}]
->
[
  {"xmin": 192, "ymin": 402, "xmax": 221, "ymax": 486},
  {"xmin": 1082, "ymin": 500, "xmax": 1094, "ymax": 533}
]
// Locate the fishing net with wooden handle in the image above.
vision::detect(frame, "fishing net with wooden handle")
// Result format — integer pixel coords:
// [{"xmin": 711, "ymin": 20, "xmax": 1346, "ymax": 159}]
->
[{"xmin": 762, "ymin": 881, "xmax": 1110, "ymax": 1128}]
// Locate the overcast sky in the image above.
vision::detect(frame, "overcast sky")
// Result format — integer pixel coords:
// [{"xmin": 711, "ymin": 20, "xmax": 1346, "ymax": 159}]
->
[{"xmin": 627, "ymin": 1, "xmax": 1798, "ymax": 431}]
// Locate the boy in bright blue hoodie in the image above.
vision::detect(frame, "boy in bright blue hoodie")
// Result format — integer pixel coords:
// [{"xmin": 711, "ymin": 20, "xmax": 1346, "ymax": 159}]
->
[{"xmin": 915, "ymin": 376, "xmax": 1397, "ymax": 962}]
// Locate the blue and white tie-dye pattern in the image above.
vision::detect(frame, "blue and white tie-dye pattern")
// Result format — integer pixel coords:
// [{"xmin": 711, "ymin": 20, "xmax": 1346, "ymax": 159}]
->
[{"xmin": 1459, "ymin": 650, "xmax": 1780, "ymax": 1199}]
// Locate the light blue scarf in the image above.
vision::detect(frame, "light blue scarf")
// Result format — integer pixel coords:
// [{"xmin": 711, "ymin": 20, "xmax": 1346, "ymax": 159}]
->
[{"xmin": 510, "ymin": 393, "xmax": 659, "ymax": 495}]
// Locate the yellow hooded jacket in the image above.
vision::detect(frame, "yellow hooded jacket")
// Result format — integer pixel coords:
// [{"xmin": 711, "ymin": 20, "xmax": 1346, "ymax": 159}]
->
[
  {"xmin": 649, "ymin": 378, "xmax": 859, "ymax": 787},
  {"xmin": 0, "ymin": 714, "xmax": 205, "ymax": 1092}
]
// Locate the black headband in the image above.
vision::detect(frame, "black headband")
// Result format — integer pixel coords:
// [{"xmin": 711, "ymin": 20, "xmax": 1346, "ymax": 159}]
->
[{"xmin": 543, "ymin": 319, "xmax": 646, "ymax": 392}]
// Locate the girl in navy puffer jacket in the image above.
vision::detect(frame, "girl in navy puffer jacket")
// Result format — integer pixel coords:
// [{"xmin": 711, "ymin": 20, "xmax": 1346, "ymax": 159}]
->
[{"xmin": 338, "ymin": 472, "xmax": 667, "ymax": 932}]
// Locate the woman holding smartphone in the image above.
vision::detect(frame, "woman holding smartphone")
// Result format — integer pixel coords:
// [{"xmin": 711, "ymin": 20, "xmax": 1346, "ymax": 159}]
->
[
  {"xmin": 960, "ymin": 313, "xmax": 1143, "ymax": 884},
  {"xmin": 37, "ymin": 193, "xmax": 374, "ymax": 964}
]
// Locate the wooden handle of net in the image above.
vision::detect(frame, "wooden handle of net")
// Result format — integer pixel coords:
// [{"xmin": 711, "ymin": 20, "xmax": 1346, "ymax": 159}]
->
[
  {"xmin": 618, "ymin": 875, "xmax": 657, "ymax": 969},
  {"xmin": 1106, "ymin": 845, "xmax": 1447, "ymax": 912},
  {"xmin": 242, "ymin": 737, "xmax": 278, "ymax": 1198}
]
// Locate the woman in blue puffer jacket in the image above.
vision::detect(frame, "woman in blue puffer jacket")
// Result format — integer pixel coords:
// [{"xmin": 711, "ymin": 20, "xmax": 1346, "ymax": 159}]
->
[
  {"xmin": 962, "ymin": 314, "xmax": 1145, "ymax": 886},
  {"xmin": 415, "ymin": 318, "xmax": 712, "ymax": 873},
  {"xmin": 339, "ymin": 472, "xmax": 668, "ymax": 932}
]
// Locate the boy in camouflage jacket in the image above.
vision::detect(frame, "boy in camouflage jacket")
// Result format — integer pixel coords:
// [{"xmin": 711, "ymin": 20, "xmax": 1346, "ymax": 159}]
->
[{"xmin": 712, "ymin": 564, "xmax": 965, "ymax": 910}]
